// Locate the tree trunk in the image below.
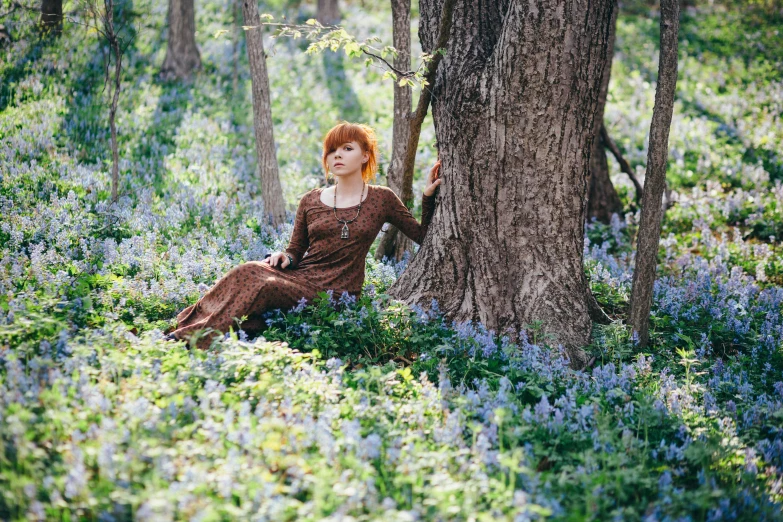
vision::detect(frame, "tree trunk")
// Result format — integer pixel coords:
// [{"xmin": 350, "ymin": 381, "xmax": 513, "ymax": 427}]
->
[
  {"xmin": 586, "ymin": 2, "xmax": 622, "ymax": 224},
  {"xmin": 232, "ymin": 0, "xmax": 241, "ymax": 94},
  {"xmin": 388, "ymin": 0, "xmax": 616, "ymax": 369},
  {"xmin": 160, "ymin": 0, "xmax": 202, "ymax": 81},
  {"xmin": 242, "ymin": 0, "xmax": 286, "ymax": 226},
  {"xmin": 317, "ymin": 0, "xmax": 339, "ymax": 25},
  {"xmin": 109, "ymin": 47, "xmax": 121, "ymax": 204},
  {"xmin": 39, "ymin": 0, "xmax": 63, "ymax": 36},
  {"xmin": 629, "ymin": 0, "xmax": 680, "ymax": 348},
  {"xmin": 398, "ymin": 0, "xmax": 454, "ymax": 210},
  {"xmin": 375, "ymin": 0, "xmax": 413, "ymax": 263},
  {"xmin": 100, "ymin": 0, "xmax": 123, "ymax": 204}
]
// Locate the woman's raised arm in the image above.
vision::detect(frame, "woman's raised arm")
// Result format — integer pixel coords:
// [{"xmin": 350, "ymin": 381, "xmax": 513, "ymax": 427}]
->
[
  {"xmin": 383, "ymin": 188, "xmax": 437, "ymax": 245},
  {"xmin": 383, "ymin": 160, "xmax": 442, "ymax": 245}
]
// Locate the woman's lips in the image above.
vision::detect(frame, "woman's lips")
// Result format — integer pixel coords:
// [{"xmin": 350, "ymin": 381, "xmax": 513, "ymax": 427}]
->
[{"xmin": 334, "ymin": 163, "xmax": 344, "ymax": 167}]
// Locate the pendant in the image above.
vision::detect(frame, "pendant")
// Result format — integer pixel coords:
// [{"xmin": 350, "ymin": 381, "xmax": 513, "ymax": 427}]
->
[{"xmin": 341, "ymin": 223, "xmax": 349, "ymax": 239}]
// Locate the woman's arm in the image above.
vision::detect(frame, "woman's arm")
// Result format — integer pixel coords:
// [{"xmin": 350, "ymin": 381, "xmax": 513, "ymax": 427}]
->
[
  {"xmin": 384, "ymin": 188, "xmax": 437, "ymax": 245},
  {"xmin": 383, "ymin": 160, "xmax": 442, "ymax": 245},
  {"xmin": 284, "ymin": 192, "xmax": 310, "ymax": 268}
]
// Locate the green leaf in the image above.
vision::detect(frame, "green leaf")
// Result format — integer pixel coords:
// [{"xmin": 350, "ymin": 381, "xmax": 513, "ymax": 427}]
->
[{"xmin": 344, "ymin": 41, "xmax": 361, "ymax": 57}]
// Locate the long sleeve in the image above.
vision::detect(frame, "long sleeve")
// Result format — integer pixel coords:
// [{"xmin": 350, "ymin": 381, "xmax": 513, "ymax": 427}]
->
[
  {"xmin": 284, "ymin": 192, "xmax": 310, "ymax": 268},
  {"xmin": 384, "ymin": 187, "xmax": 437, "ymax": 245}
]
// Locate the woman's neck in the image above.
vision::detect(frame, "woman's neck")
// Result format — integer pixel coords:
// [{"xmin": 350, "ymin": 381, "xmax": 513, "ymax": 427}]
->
[{"xmin": 335, "ymin": 174, "xmax": 366, "ymax": 196}]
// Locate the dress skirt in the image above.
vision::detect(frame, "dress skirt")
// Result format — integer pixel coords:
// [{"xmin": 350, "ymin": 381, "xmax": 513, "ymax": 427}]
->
[{"xmin": 169, "ymin": 261, "xmax": 323, "ymax": 350}]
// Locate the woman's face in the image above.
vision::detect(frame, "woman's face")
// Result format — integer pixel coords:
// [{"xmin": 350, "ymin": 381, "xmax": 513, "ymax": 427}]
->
[{"xmin": 326, "ymin": 140, "xmax": 369, "ymax": 178}]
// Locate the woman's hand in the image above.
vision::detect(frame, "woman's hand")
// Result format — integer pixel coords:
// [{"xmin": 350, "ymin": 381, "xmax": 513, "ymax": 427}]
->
[
  {"xmin": 262, "ymin": 252, "xmax": 291, "ymax": 269},
  {"xmin": 423, "ymin": 159, "xmax": 442, "ymax": 197}
]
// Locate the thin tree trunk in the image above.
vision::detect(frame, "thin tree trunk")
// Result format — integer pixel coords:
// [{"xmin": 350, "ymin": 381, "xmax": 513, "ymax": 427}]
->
[
  {"xmin": 100, "ymin": 0, "xmax": 123, "ymax": 204},
  {"xmin": 377, "ymin": 0, "xmax": 454, "ymax": 262},
  {"xmin": 39, "ymin": 0, "xmax": 63, "ymax": 35},
  {"xmin": 109, "ymin": 47, "xmax": 121, "ymax": 203},
  {"xmin": 398, "ymin": 0, "xmax": 455, "ymax": 209},
  {"xmin": 389, "ymin": 0, "xmax": 616, "ymax": 370},
  {"xmin": 317, "ymin": 0, "xmax": 339, "ymax": 25},
  {"xmin": 585, "ymin": 2, "xmax": 622, "ymax": 224},
  {"xmin": 161, "ymin": 0, "xmax": 202, "ymax": 81},
  {"xmin": 629, "ymin": 0, "xmax": 680, "ymax": 348},
  {"xmin": 375, "ymin": 0, "xmax": 413, "ymax": 263},
  {"xmin": 242, "ymin": 0, "xmax": 286, "ymax": 226},
  {"xmin": 232, "ymin": 0, "xmax": 241, "ymax": 94}
]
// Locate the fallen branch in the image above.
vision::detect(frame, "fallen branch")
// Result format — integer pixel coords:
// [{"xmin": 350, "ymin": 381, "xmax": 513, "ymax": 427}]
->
[{"xmin": 394, "ymin": 355, "xmax": 413, "ymax": 365}]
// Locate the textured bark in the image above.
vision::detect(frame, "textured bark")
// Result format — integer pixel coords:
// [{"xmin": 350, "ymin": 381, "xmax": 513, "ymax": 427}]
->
[
  {"xmin": 242, "ymin": 0, "xmax": 286, "ymax": 226},
  {"xmin": 317, "ymin": 0, "xmax": 339, "ymax": 25},
  {"xmin": 160, "ymin": 0, "xmax": 202, "ymax": 81},
  {"xmin": 586, "ymin": 2, "xmax": 622, "ymax": 224},
  {"xmin": 388, "ymin": 0, "xmax": 616, "ymax": 369},
  {"xmin": 375, "ymin": 0, "xmax": 413, "ymax": 263},
  {"xmin": 629, "ymin": 0, "xmax": 680, "ymax": 348},
  {"xmin": 39, "ymin": 0, "xmax": 63, "ymax": 35}
]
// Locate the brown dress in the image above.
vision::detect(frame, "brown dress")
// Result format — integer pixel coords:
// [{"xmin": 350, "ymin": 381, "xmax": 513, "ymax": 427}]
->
[{"xmin": 170, "ymin": 184, "xmax": 437, "ymax": 349}]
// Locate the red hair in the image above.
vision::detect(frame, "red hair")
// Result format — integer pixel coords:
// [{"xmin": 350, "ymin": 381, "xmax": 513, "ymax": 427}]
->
[{"xmin": 322, "ymin": 121, "xmax": 379, "ymax": 184}]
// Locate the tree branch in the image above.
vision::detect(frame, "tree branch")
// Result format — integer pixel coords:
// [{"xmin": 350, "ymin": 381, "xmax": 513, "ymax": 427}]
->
[
  {"xmin": 601, "ymin": 123, "xmax": 643, "ymax": 204},
  {"xmin": 360, "ymin": 48, "xmax": 422, "ymax": 79}
]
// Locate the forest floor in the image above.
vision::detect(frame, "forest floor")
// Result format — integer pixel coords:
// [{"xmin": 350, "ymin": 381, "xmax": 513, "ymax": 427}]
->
[{"xmin": 1, "ymin": 1, "xmax": 783, "ymax": 520}]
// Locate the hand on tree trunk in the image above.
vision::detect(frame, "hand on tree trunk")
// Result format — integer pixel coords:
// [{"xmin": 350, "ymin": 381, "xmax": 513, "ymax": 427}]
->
[{"xmin": 423, "ymin": 159, "xmax": 442, "ymax": 197}]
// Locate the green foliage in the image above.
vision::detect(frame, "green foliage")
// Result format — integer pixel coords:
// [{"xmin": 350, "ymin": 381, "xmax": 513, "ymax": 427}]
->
[{"xmin": 262, "ymin": 291, "xmax": 450, "ymax": 368}]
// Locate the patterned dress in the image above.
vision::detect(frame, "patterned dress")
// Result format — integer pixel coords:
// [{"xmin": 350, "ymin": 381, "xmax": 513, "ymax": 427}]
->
[{"xmin": 169, "ymin": 184, "xmax": 437, "ymax": 349}]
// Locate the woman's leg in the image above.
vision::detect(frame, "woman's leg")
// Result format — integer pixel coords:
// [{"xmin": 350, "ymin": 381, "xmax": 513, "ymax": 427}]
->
[{"xmin": 169, "ymin": 262, "xmax": 316, "ymax": 349}]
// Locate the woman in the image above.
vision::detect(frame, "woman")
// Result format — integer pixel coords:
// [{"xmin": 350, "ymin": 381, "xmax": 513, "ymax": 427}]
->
[{"xmin": 165, "ymin": 122, "xmax": 443, "ymax": 349}]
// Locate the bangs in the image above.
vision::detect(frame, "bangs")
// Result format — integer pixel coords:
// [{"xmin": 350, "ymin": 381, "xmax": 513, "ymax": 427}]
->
[{"xmin": 323, "ymin": 125, "xmax": 370, "ymax": 154}]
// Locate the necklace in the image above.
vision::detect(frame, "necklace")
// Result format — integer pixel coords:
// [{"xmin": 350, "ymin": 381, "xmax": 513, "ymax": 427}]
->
[{"xmin": 333, "ymin": 182, "xmax": 366, "ymax": 240}]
